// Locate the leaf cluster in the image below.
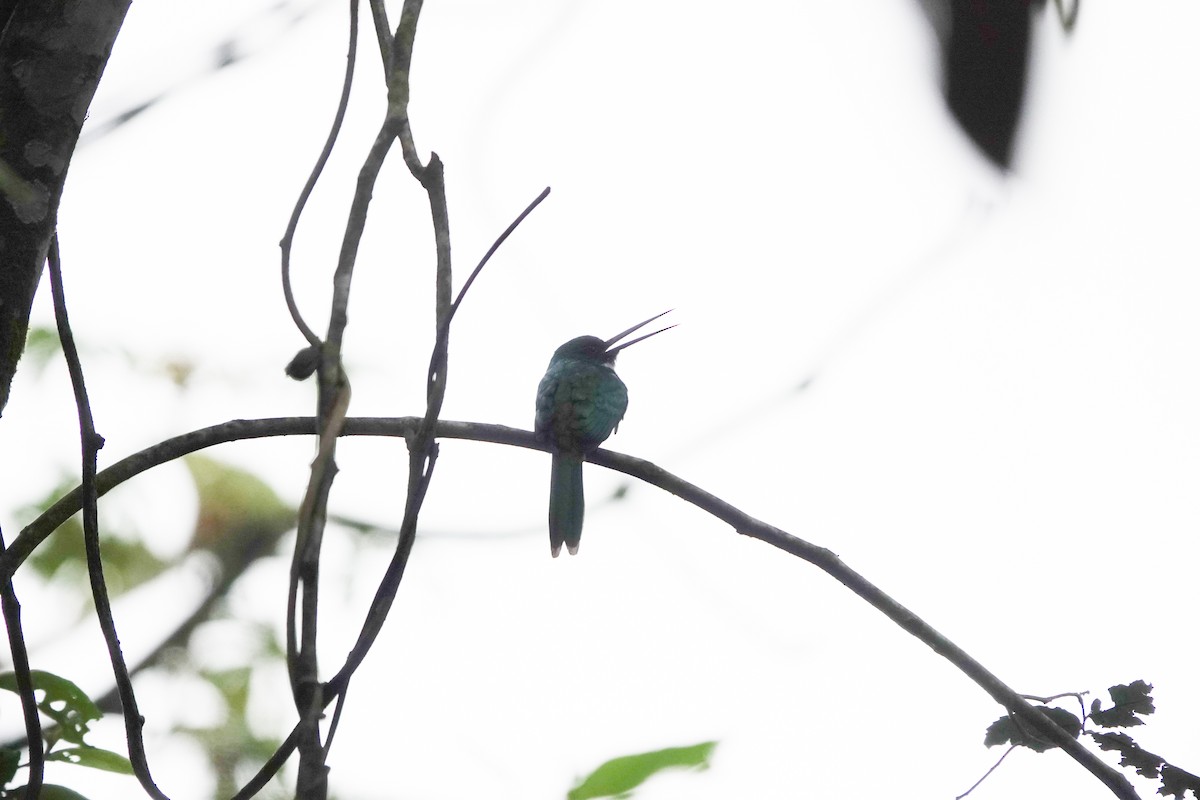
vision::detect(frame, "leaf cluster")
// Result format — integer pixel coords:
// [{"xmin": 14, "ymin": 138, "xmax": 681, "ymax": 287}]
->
[
  {"xmin": 0, "ymin": 670, "xmax": 132, "ymax": 799},
  {"xmin": 983, "ymin": 680, "xmax": 1200, "ymax": 799}
]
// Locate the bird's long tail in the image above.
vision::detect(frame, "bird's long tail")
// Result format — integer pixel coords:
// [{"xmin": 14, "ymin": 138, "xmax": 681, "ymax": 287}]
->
[{"xmin": 548, "ymin": 452, "xmax": 585, "ymax": 557}]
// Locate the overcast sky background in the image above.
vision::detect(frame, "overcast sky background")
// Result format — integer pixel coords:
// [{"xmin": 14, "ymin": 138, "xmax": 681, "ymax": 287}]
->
[{"xmin": 2, "ymin": 1, "xmax": 1199, "ymax": 798}]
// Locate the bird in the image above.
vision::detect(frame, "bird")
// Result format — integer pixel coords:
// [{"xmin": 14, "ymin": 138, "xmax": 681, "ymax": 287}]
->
[{"xmin": 534, "ymin": 311, "xmax": 674, "ymax": 557}]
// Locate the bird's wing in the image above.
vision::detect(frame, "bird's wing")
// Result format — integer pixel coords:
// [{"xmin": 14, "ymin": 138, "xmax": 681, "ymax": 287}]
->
[{"xmin": 570, "ymin": 366, "xmax": 628, "ymax": 449}]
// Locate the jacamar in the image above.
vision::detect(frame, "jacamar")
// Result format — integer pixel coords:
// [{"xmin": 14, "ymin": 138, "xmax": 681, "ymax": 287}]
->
[{"xmin": 534, "ymin": 311, "xmax": 674, "ymax": 557}]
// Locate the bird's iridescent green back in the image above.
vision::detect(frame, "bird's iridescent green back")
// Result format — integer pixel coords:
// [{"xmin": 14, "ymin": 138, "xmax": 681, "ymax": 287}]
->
[{"xmin": 535, "ymin": 343, "xmax": 629, "ymax": 455}]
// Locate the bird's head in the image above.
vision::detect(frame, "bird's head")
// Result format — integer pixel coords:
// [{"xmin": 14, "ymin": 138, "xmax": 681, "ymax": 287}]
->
[{"xmin": 550, "ymin": 310, "xmax": 675, "ymax": 366}]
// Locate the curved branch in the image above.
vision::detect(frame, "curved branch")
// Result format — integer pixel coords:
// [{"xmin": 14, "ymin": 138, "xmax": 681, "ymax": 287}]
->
[
  {"xmin": 0, "ymin": 525, "xmax": 43, "ymax": 799},
  {"xmin": 49, "ymin": 239, "xmax": 170, "ymax": 800},
  {"xmin": 2, "ymin": 414, "xmax": 1138, "ymax": 799},
  {"xmin": 278, "ymin": 0, "xmax": 360, "ymax": 348}
]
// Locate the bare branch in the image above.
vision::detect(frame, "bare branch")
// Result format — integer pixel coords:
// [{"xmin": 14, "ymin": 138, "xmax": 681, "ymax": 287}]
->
[
  {"xmin": 279, "ymin": 0, "xmax": 361, "ymax": 348},
  {"xmin": 449, "ymin": 187, "xmax": 551, "ymax": 320},
  {"xmin": 0, "ymin": 524, "xmax": 43, "ymax": 799},
  {"xmin": 324, "ymin": 191, "xmax": 553, "ymax": 701},
  {"xmin": 367, "ymin": 0, "xmax": 393, "ymax": 72},
  {"xmin": 290, "ymin": 3, "xmax": 410, "ymax": 790},
  {"xmin": 0, "ymin": 410, "xmax": 1147, "ymax": 800},
  {"xmin": 48, "ymin": 238, "xmax": 171, "ymax": 800},
  {"xmin": 230, "ymin": 724, "xmax": 300, "ymax": 800}
]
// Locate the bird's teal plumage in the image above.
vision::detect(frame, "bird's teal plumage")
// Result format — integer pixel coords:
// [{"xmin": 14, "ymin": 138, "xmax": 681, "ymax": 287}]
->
[
  {"xmin": 535, "ymin": 336, "xmax": 628, "ymax": 557},
  {"xmin": 534, "ymin": 313, "xmax": 674, "ymax": 558}
]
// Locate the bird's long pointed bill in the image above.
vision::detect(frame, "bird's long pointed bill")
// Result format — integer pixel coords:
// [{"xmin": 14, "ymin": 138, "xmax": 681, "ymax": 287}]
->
[{"xmin": 604, "ymin": 310, "xmax": 675, "ymax": 355}]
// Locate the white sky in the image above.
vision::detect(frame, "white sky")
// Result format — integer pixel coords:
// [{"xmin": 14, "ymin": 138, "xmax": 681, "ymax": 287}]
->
[{"xmin": 2, "ymin": 1, "xmax": 1199, "ymax": 798}]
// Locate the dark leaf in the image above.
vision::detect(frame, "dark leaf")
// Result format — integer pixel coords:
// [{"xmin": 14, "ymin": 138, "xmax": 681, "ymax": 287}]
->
[
  {"xmin": 10, "ymin": 784, "xmax": 95, "ymax": 800},
  {"xmin": 284, "ymin": 345, "xmax": 320, "ymax": 380},
  {"xmin": 984, "ymin": 716, "xmax": 1019, "ymax": 748},
  {"xmin": 1089, "ymin": 731, "xmax": 1163, "ymax": 779},
  {"xmin": 1160, "ymin": 764, "xmax": 1200, "ymax": 800},
  {"xmin": 0, "ymin": 747, "xmax": 21, "ymax": 786},
  {"xmin": 984, "ymin": 707, "xmax": 1080, "ymax": 753},
  {"xmin": 1091, "ymin": 681, "xmax": 1155, "ymax": 728}
]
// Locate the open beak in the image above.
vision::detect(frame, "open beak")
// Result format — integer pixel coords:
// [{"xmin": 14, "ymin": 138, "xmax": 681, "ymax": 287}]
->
[{"xmin": 604, "ymin": 310, "xmax": 676, "ymax": 355}]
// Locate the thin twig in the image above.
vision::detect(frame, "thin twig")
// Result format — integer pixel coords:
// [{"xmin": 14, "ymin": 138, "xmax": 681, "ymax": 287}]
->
[
  {"xmin": 230, "ymin": 723, "xmax": 301, "ymax": 800},
  {"xmin": 289, "ymin": 379, "xmax": 349, "ymax": 799},
  {"xmin": 389, "ymin": 0, "xmax": 427, "ymax": 179},
  {"xmin": 324, "ymin": 190, "xmax": 551, "ymax": 697},
  {"xmin": 287, "ymin": 381, "xmax": 351, "ymax": 689},
  {"xmin": 0, "ymin": 414, "xmax": 1143, "ymax": 800},
  {"xmin": 450, "ymin": 187, "xmax": 551, "ymax": 319},
  {"xmin": 279, "ymin": 0, "xmax": 360, "ymax": 348},
  {"xmin": 367, "ymin": 0, "xmax": 393, "ymax": 72},
  {"xmin": 321, "ymin": 121, "xmax": 399, "ymax": 366},
  {"xmin": 321, "ymin": 685, "xmax": 348, "ymax": 758},
  {"xmin": 302, "ymin": 0, "xmax": 456, "ymax": 762},
  {"xmin": 957, "ymin": 744, "xmax": 1016, "ymax": 799},
  {"xmin": 0, "ymin": 525, "xmax": 43, "ymax": 800},
  {"xmin": 290, "ymin": 2, "xmax": 411, "ymax": 791},
  {"xmin": 47, "ymin": 237, "xmax": 171, "ymax": 800}
]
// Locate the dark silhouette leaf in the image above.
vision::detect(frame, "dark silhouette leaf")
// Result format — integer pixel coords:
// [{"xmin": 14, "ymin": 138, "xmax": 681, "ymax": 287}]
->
[
  {"xmin": 1090, "ymin": 680, "xmax": 1154, "ymax": 728},
  {"xmin": 984, "ymin": 707, "xmax": 1080, "ymax": 753}
]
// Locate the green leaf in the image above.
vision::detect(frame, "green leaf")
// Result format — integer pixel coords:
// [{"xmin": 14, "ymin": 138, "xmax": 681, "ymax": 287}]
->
[
  {"xmin": 983, "ymin": 707, "xmax": 1080, "ymax": 753},
  {"xmin": 0, "ymin": 670, "xmax": 101, "ymax": 744},
  {"xmin": 0, "ymin": 746, "xmax": 21, "ymax": 785},
  {"xmin": 45, "ymin": 746, "xmax": 134, "ymax": 775},
  {"xmin": 1090, "ymin": 680, "xmax": 1155, "ymax": 728},
  {"xmin": 567, "ymin": 742, "xmax": 717, "ymax": 800}
]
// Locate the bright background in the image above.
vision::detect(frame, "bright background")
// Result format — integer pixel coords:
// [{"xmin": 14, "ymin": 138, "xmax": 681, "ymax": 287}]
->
[{"xmin": 2, "ymin": 1, "xmax": 1198, "ymax": 798}]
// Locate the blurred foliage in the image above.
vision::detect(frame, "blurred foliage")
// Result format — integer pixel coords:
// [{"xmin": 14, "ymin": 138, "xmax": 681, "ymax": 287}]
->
[
  {"xmin": 172, "ymin": 456, "xmax": 295, "ymax": 797},
  {"xmin": 7, "ymin": 453, "xmax": 296, "ymax": 798},
  {"xmin": 16, "ymin": 474, "xmax": 169, "ymax": 598},
  {"xmin": 184, "ymin": 454, "xmax": 294, "ymax": 564},
  {"xmin": 6, "ymin": 785, "xmax": 95, "ymax": 800},
  {"xmin": 177, "ymin": 665, "xmax": 285, "ymax": 799},
  {"xmin": 568, "ymin": 741, "xmax": 717, "ymax": 800},
  {"xmin": 19, "ymin": 327, "xmax": 62, "ymax": 377}
]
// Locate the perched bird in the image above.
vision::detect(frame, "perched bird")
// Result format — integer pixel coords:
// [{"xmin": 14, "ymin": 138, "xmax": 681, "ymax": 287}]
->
[{"xmin": 534, "ymin": 311, "xmax": 674, "ymax": 557}]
